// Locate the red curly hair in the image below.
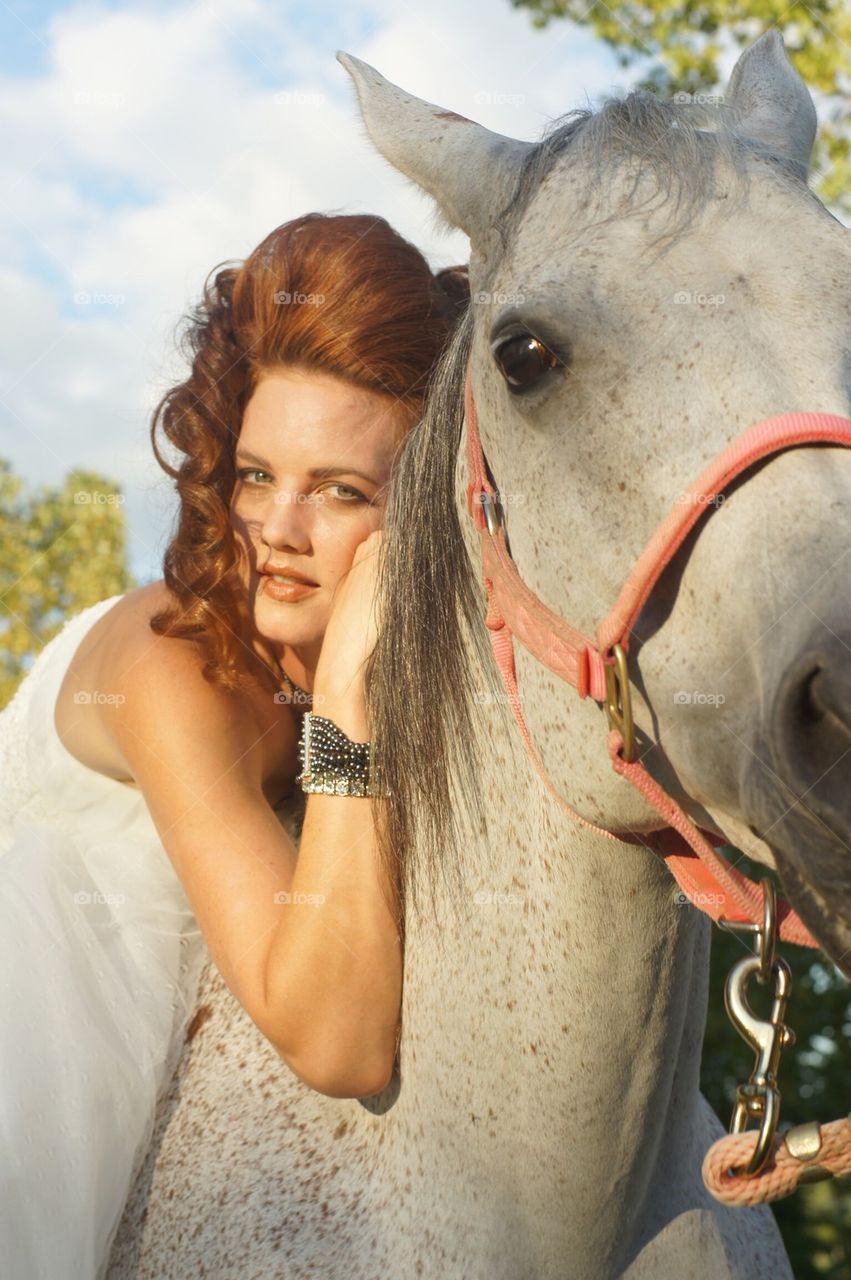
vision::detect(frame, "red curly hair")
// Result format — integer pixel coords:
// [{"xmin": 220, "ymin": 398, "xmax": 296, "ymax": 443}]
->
[{"xmin": 149, "ymin": 212, "xmax": 469, "ymax": 698}]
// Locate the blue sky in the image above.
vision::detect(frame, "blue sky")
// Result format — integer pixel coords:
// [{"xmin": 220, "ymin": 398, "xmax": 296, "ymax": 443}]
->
[{"xmin": 0, "ymin": 1, "xmax": 80, "ymax": 75}]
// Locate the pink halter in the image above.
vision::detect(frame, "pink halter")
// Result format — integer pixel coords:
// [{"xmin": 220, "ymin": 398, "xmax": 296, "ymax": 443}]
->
[{"xmin": 464, "ymin": 361, "xmax": 851, "ymax": 946}]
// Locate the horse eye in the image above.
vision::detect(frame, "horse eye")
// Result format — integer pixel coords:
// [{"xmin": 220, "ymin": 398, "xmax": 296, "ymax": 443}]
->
[{"xmin": 494, "ymin": 334, "xmax": 562, "ymax": 391}]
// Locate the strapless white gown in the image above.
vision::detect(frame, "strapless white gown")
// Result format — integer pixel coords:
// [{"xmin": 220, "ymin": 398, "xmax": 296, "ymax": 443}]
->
[{"xmin": 0, "ymin": 595, "xmax": 209, "ymax": 1279}]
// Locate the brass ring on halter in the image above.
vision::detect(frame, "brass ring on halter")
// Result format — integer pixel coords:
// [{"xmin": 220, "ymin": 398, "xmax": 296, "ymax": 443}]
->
[
  {"xmin": 757, "ymin": 878, "xmax": 778, "ymax": 985},
  {"xmin": 604, "ymin": 643, "xmax": 635, "ymax": 763},
  {"xmin": 479, "ymin": 490, "xmax": 503, "ymax": 536}
]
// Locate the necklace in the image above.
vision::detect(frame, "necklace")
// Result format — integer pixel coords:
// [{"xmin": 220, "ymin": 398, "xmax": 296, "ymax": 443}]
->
[
  {"xmin": 250, "ymin": 620, "xmax": 313, "ymax": 711},
  {"xmin": 278, "ymin": 664, "xmax": 313, "ymax": 712}
]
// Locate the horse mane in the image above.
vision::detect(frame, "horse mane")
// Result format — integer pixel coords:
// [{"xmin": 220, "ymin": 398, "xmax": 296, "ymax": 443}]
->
[
  {"xmin": 366, "ymin": 307, "xmax": 496, "ymax": 929},
  {"xmin": 491, "ymin": 87, "xmax": 800, "ymax": 262}
]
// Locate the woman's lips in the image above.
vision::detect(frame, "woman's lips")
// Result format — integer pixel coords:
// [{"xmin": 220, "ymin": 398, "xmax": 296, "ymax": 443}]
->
[{"xmin": 260, "ymin": 573, "xmax": 319, "ymax": 602}]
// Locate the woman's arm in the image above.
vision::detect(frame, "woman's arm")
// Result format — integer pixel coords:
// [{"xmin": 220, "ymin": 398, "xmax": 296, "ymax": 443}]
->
[
  {"xmin": 112, "ymin": 533, "xmax": 401, "ymax": 1099},
  {"xmin": 262, "ymin": 682, "xmax": 402, "ymax": 1098}
]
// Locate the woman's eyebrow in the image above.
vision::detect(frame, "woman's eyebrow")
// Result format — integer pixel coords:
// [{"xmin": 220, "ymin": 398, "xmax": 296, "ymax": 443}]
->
[{"xmin": 235, "ymin": 448, "xmax": 378, "ymax": 484}]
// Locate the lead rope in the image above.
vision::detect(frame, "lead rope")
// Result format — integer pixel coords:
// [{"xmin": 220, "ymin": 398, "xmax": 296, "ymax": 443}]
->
[{"xmin": 702, "ymin": 1118, "xmax": 851, "ymax": 1204}]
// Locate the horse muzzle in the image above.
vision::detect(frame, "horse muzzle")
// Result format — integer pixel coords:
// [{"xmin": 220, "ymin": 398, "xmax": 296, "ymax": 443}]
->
[{"xmin": 751, "ymin": 628, "xmax": 851, "ymax": 974}]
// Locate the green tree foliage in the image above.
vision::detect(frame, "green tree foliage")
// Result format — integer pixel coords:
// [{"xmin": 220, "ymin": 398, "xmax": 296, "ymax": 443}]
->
[
  {"xmin": 511, "ymin": 1, "xmax": 851, "ymax": 213},
  {"xmin": 0, "ymin": 458, "xmax": 137, "ymax": 709},
  {"xmin": 701, "ymin": 852, "xmax": 851, "ymax": 1276}
]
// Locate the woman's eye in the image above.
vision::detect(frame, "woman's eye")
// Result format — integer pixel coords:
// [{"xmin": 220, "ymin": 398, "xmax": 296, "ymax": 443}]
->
[
  {"xmin": 493, "ymin": 334, "xmax": 562, "ymax": 392},
  {"xmin": 323, "ymin": 483, "xmax": 367, "ymax": 503},
  {"xmin": 237, "ymin": 467, "xmax": 271, "ymax": 485}
]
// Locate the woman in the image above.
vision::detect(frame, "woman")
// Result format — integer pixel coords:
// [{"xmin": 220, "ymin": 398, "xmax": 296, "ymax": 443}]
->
[{"xmin": 0, "ymin": 211, "xmax": 468, "ymax": 1278}]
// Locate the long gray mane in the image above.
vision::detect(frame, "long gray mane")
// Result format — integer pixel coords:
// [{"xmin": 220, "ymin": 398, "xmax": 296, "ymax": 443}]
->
[
  {"xmin": 366, "ymin": 307, "xmax": 492, "ymax": 930},
  {"xmin": 366, "ymin": 86, "xmax": 808, "ymax": 930}
]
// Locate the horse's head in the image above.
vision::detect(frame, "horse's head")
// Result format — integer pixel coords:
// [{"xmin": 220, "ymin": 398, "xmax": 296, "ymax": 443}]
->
[{"xmin": 340, "ymin": 31, "xmax": 851, "ymax": 971}]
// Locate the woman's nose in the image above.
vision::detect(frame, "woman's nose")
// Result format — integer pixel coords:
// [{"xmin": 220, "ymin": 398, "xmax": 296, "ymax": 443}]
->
[{"xmin": 260, "ymin": 489, "xmax": 312, "ymax": 552}]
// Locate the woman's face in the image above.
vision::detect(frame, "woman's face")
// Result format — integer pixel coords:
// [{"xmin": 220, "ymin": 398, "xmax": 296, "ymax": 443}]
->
[{"xmin": 230, "ymin": 365, "xmax": 411, "ymax": 667}]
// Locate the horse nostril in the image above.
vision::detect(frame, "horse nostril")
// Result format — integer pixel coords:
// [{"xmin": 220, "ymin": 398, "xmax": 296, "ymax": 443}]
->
[
  {"xmin": 767, "ymin": 636, "xmax": 851, "ymax": 847},
  {"xmin": 774, "ymin": 649, "xmax": 844, "ymax": 749},
  {"xmin": 799, "ymin": 665, "xmax": 825, "ymax": 727}
]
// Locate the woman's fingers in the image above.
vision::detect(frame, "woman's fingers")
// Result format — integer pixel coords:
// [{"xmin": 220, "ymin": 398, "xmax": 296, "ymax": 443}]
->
[{"xmin": 352, "ymin": 528, "xmax": 383, "ymax": 563}]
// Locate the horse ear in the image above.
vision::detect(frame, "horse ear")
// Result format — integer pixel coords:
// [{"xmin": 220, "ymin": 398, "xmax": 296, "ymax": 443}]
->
[
  {"xmin": 724, "ymin": 28, "xmax": 818, "ymax": 180},
  {"xmin": 336, "ymin": 51, "xmax": 533, "ymax": 245}
]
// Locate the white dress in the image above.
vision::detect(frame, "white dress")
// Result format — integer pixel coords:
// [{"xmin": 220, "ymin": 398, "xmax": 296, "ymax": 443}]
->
[{"xmin": 0, "ymin": 595, "xmax": 209, "ymax": 1280}]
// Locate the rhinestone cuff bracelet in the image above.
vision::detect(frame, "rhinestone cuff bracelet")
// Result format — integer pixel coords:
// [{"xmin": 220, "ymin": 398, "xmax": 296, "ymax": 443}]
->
[{"xmin": 296, "ymin": 711, "xmax": 388, "ymax": 798}]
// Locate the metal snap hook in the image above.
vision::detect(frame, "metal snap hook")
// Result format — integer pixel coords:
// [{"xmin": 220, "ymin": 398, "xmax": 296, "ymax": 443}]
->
[{"xmin": 720, "ymin": 879, "xmax": 796, "ymax": 1176}]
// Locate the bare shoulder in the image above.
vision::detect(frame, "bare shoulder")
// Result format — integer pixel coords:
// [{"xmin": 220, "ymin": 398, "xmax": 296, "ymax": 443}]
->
[
  {"xmin": 54, "ymin": 581, "xmax": 179, "ymax": 785},
  {"xmin": 55, "ymin": 581, "xmax": 296, "ymax": 804},
  {"xmin": 107, "ymin": 582, "xmax": 249, "ymax": 715},
  {"xmin": 113, "ymin": 627, "xmax": 266, "ymax": 804}
]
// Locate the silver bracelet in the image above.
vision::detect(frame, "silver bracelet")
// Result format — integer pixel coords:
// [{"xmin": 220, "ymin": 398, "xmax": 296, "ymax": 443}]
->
[{"xmin": 296, "ymin": 711, "xmax": 388, "ymax": 798}]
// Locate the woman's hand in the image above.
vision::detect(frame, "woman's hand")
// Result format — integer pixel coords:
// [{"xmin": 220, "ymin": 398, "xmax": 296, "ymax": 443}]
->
[{"xmin": 313, "ymin": 529, "xmax": 384, "ymax": 706}]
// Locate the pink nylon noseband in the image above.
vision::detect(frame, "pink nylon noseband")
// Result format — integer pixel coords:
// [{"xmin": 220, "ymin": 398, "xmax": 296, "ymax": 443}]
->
[{"xmin": 463, "ymin": 360, "xmax": 851, "ymax": 947}]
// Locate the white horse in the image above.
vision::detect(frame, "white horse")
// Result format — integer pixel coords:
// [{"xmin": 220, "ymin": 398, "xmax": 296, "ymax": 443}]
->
[{"xmin": 106, "ymin": 30, "xmax": 850, "ymax": 1278}]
